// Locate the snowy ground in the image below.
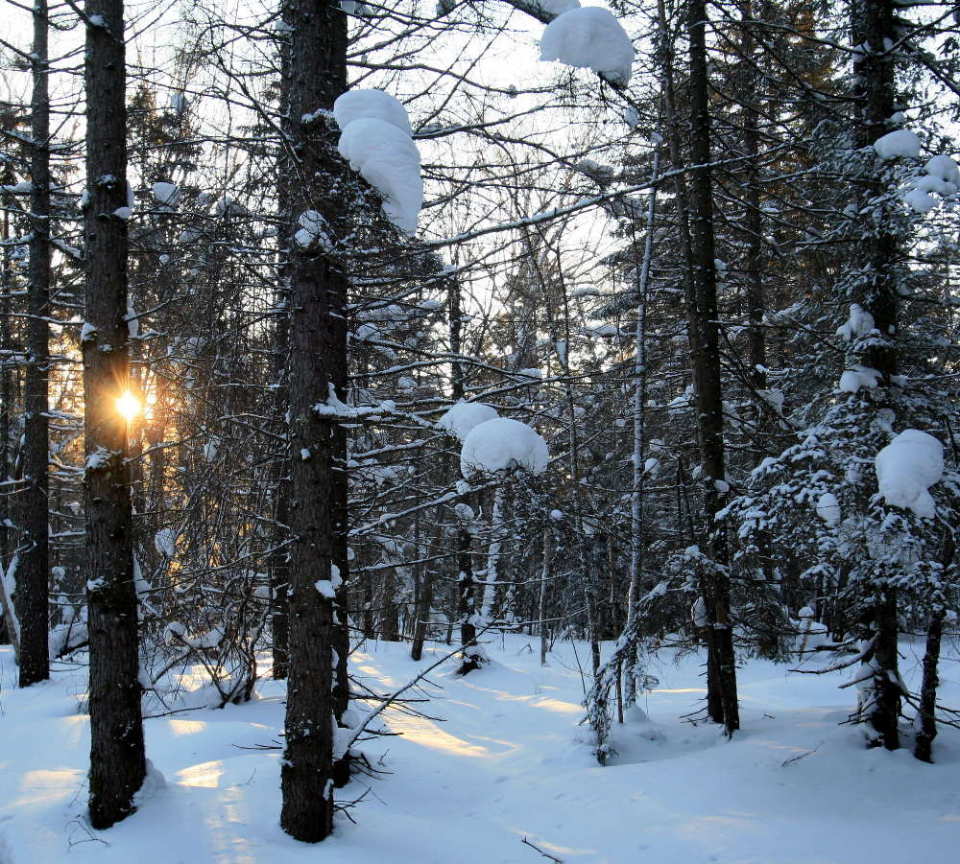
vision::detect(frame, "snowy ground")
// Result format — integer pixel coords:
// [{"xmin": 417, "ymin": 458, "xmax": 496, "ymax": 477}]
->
[{"xmin": 1, "ymin": 633, "xmax": 958, "ymax": 863}]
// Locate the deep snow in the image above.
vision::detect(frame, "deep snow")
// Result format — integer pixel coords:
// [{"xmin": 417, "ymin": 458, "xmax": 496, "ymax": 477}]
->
[{"xmin": 1, "ymin": 633, "xmax": 958, "ymax": 863}]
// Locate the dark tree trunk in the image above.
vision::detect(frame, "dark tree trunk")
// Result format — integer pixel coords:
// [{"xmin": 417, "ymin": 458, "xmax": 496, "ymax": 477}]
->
[
  {"xmin": 868, "ymin": 589, "xmax": 900, "ymax": 750},
  {"xmin": 411, "ymin": 516, "xmax": 437, "ymax": 662},
  {"xmin": 0, "ymin": 203, "xmax": 15, "ymax": 652},
  {"xmin": 83, "ymin": 0, "xmax": 146, "ymax": 829},
  {"xmin": 449, "ymin": 279, "xmax": 480, "ymax": 672},
  {"xmin": 686, "ymin": 0, "xmax": 739, "ymax": 736},
  {"xmin": 914, "ymin": 608, "xmax": 945, "ymax": 763},
  {"xmin": 851, "ymin": 0, "xmax": 901, "ymax": 751},
  {"xmin": 270, "ymin": 2, "xmax": 293, "ymax": 682},
  {"xmin": 18, "ymin": 0, "xmax": 51, "ymax": 688},
  {"xmin": 279, "ymin": 0, "xmax": 348, "ymax": 843}
]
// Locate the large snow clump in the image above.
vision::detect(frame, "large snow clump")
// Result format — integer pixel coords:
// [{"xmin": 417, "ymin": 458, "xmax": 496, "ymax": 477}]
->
[
  {"xmin": 438, "ymin": 401, "xmax": 499, "ymax": 440},
  {"xmin": 334, "ymin": 89, "xmax": 412, "ymax": 136},
  {"xmin": 461, "ymin": 418, "xmax": 549, "ymax": 477},
  {"xmin": 334, "ymin": 89, "xmax": 422, "ymax": 234},
  {"xmin": 540, "ymin": 7, "xmax": 634, "ymax": 86},
  {"xmin": 874, "ymin": 429, "xmax": 943, "ymax": 519},
  {"xmin": 873, "ymin": 129, "xmax": 921, "ymax": 160}
]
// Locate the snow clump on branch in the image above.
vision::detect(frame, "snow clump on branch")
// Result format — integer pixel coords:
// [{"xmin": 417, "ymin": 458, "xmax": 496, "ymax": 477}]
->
[
  {"xmin": 460, "ymin": 417, "xmax": 549, "ymax": 478},
  {"xmin": 872, "ymin": 129, "xmax": 921, "ymax": 161},
  {"xmin": 334, "ymin": 89, "xmax": 422, "ymax": 234},
  {"xmin": 539, "ymin": 6, "xmax": 634, "ymax": 86},
  {"xmin": 438, "ymin": 400, "xmax": 499, "ymax": 440},
  {"xmin": 874, "ymin": 429, "xmax": 943, "ymax": 519}
]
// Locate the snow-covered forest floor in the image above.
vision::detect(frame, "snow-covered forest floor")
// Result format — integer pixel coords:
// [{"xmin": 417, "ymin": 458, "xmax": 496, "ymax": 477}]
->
[{"xmin": 2, "ymin": 634, "xmax": 958, "ymax": 863}]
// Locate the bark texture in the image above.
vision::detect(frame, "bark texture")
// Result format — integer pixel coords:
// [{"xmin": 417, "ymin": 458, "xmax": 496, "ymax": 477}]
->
[
  {"xmin": 279, "ymin": 0, "xmax": 348, "ymax": 842},
  {"xmin": 851, "ymin": 0, "xmax": 901, "ymax": 751},
  {"xmin": 686, "ymin": 0, "xmax": 739, "ymax": 735},
  {"xmin": 18, "ymin": 0, "xmax": 51, "ymax": 687},
  {"xmin": 83, "ymin": 0, "xmax": 146, "ymax": 829}
]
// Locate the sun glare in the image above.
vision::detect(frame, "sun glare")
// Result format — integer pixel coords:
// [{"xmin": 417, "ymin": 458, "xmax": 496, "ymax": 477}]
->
[{"xmin": 116, "ymin": 390, "xmax": 141, "ymax": 423}]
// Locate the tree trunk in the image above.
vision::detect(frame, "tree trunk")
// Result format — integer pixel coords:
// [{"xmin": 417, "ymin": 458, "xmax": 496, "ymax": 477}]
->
[
  {"xmin": 851, "ymin": 0, "xmax": 901, "ymax": 751},
  {"xmin": 449, "ymin": 279, "xmax": 481, "ymax": 672},
  {"xmin": 623, "ymin": 145, "xmax": 660, "ymax": 709},
  {"xmin": 270, "ymin": 0, "xmax": 293, "ymax": 681},
  {"xmin": 279, "ymin": 0, "xmax": 348, "ymax": 842},
  {"xmin": 83, "ymin": 0, "xmax": 146, "ymax": 829},
  {"xmin": 686, "ymin": 0, "xmax": 739, "ymax": 735},
  {"xmin": 1, "ymin": 145, "xmax": 18, "ymax": 653},
  {"xmin": 867, "ymin": 589, "xmax": 900, "ymax": 749},
  {"xmin": 913, "ymin": 608, "xmax": 945, "ymax": 763},
  {"xmin": 539, "ymin": 524, "xmax": 551, "ymax": 666},
  {"xmin": 18, "ymin": 0, "xmax": 52, "ymax": 688}
]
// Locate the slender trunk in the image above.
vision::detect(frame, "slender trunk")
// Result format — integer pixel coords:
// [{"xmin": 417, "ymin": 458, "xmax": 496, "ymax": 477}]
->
[
  {"xmin": 687, "ymin": 0, "xmax": 738, "ymax": 735},
  {"xmin": 1, "ymin": 194, "xmax": 16, "ymax": 651},
  {"xmin": 539, "ymin": 524, "xmax": 551, "ymax": 666},
  {"xmin": 851, "ymin": 0, "xmax": 900, "ymax": 750},
  {"xmin": 450, "ymin": 279, "xmax": 481, "ymax": 671},
  {"xmin": 740, "ymin": 0, "xmax": 767, "ymax": 397},
  {"xmin": 83, "ymin": 0, "xmax": 146, "ymax": 829},
  {"xmin": 914, "ymin": 608, "xmax": 945, "ymax": 763},
  {"xmin": 411, "ymin": 511, "xmax": 438, "ymax": 661},
  {"xmin": 623, "ymin": 146, "xmax": 660, "ymax": 709},
  {"xmin": 18, "ymin": 0, "xmax": 51, "ymax": 687},
  {"xmin": 480, "ymin": 486, "xmax": 505, "ymax": 621},
  {"xmin": 867, "ymin": 589, "xmax": 900, "ymax": 749},
  {"xmin": 280, "ymin": 0, "xmax": 348, "ymax": 842},
  {"xmin": 270, "ymin": 3, "xmax": 293, "ymax": 681}
]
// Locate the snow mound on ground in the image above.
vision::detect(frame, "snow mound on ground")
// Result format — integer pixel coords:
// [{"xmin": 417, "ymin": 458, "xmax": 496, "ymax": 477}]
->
[
  {"xmin": 873, "ymin": 129, "xmax": 921, "ymax": 160},
  {"xmin": 460, "ymin": 417, "xmax": 549, "ymax": 477},
  {"xmin": 540, "ymin": 7, "xmax": 634, "ymax": 86},
  {"xmin": 337, "ymin": 108, "xmax": 422, "ymax": 234},
  {"xmin": 875, "ymin": 429, "xmax": 943, "ymax": 518},
  {"xmin": 438, "ymin": 401, "xmax": 499, "ymax": 440},
  {"xmin": 333, "ymin": 89, "xmax": 412, "ymax": 136}
]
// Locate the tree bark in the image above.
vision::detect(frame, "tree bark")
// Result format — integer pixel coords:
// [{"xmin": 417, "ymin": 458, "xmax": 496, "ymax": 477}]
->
[
  {"xmin": 279, "ymin": 0, "xmax": 348, "ymax": 842},
  {"xmin": 270, "ymin": 0, "xmax": 294, "ymax": 681},
  {"xmin": 687, "ymin": 0, "xmax": 739, "ymax": 735},
  {"xmin": 851, "ymin": 0, "xmax": 901, "ymax": 751},
  {"xmin": 913, "ymin": 608, "xmax": 944, "ymax": 763},
  {"xmin": 19, "ymin": 0, "xmax": 52, "ymax": 688},
  {"xmin": 623, "ymin": 145, "xmax": 660, "ymax": 709},
  {"xmin": 83, "ymin": 0, "xmax": 146, "ymax": 829}
]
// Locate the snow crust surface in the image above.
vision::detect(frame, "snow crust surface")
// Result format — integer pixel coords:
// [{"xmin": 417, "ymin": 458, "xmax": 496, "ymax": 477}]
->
[{"xmin": 1, "ymin": 634, "xmax": 958, "ymax": 863}]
